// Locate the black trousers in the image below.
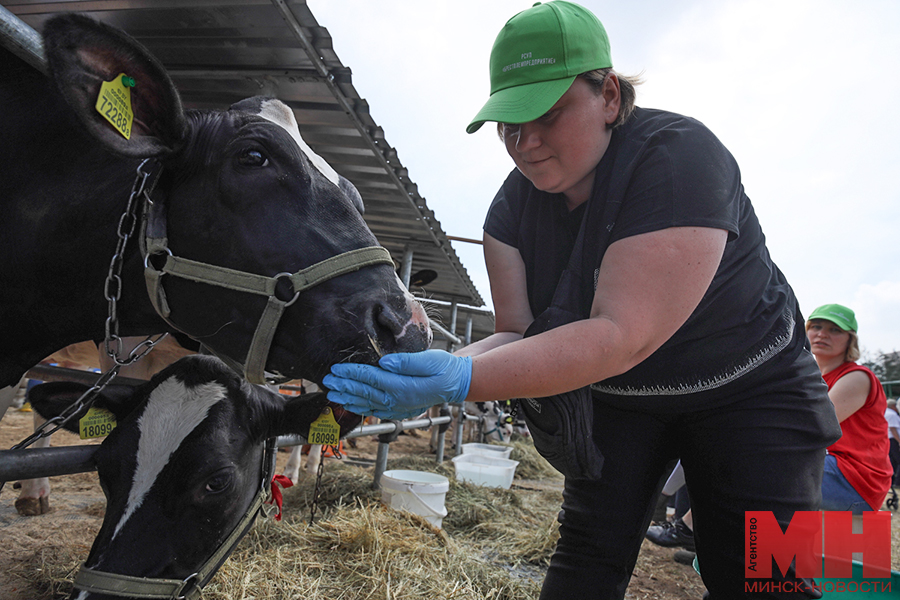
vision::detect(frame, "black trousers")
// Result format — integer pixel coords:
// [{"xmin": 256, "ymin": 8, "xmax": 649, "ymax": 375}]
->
[
  {"xmin": 889, "ymin": 438, "xmax": 900, "ymax": 486},
  {"xmin": 539, "ymin": 357, "xmax": 840, "ymax": 600}
]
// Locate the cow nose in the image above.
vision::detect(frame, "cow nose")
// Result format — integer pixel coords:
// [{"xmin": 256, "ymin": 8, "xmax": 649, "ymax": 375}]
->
[
  {"xmin": 369, "ymin": 300, "xmax": 406, "ymax": 343},
  {"xmin": 357, "ymin": 293, "xmax": 431, "ymax": 357}
]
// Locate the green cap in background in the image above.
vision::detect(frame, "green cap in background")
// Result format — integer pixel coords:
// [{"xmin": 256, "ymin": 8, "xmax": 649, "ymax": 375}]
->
[
  {"xmin": 808, "ymin": 304, "xmax": 858, "ymax": 332},
  {"xmin": 466, "ymin": 1, "xmax": 612, "ymax": 134}
]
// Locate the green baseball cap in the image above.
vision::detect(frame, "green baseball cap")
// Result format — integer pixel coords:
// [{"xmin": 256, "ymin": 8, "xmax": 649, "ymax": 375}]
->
[
  {"xmin": 808, "ymin": 304, "xmax": 858, "ymax": 332},
  {"xmin": 466, "ymin": 1, "xmax": 612, "ymax": 134}
]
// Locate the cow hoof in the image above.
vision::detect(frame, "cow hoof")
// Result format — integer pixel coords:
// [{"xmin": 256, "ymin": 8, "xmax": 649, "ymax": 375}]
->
[{"xmin": 15, "ymin": 495, "xmax": 51, "ymax": 516}]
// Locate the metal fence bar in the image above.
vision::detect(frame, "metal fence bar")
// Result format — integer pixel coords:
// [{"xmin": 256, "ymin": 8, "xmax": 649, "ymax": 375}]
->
[
  {"xmin": 277, "ymin": 414, "xmax": 453, "ymax": 488},
  {"xmin": 0, "ymin": 5, "xmax": 46, "ymax": 74},
  {"xmin": 0, "ymin": 415, "xmax": 454, "ymax": 484},
  {"xmin": 0, "ymin": 446, "xmax": 98, "ymax": 482},
  {"xmin": 25, "ymin": 364, "xmax": 146, "ymax": 387}
]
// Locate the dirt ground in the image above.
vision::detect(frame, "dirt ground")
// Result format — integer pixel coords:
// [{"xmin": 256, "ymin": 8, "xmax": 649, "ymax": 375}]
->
[{"xmin": 1, "ymin": 405, "xmax": 898, "ymax": 599}]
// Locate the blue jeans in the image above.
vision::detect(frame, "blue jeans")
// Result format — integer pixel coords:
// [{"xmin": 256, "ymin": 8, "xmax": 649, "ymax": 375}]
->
[{"xmin": 821, "ymin": 454, "xmax": 874, "ymax": 513}]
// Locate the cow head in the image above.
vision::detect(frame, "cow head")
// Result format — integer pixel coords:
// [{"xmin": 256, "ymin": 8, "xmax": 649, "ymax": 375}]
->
[
  {"xmin": 29, "ymin": 355, "xmax": 354, "ymax": 599},
  {"xmin": 41, "ymin": 14, "xmax": 432, "ymax": 384}
]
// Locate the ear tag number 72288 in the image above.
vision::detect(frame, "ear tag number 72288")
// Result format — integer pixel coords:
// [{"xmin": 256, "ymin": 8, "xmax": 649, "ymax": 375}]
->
[{"xmin": 95, "ymin": 73, "xmax": 135, "ymax": 139}]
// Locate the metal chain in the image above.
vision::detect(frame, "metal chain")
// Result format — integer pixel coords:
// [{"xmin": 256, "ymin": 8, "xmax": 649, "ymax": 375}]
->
[
  {"xmin": 309, "ymin": 444, "xmax": 343, "ymax": 525},
  {"xmin": 104, "ymin": 159, "xmax": 168, "ymax": 366},
  {"xmin": 5, "ymin": 160, "xmax": 165, "ymax": 456},
  {"xmin": 9, "ymin": 366, "xmax": 121, "ymax": 451},
  {"xmin": 309, "ymin": 457, "xmax": 325, "ymax": 525}
]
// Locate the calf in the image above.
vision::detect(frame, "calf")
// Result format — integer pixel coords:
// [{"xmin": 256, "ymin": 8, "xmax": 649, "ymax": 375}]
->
[
  {"xmin": 13, "ymin": 337, "xmax": 195, "ymax": 516},
  {"xmin": 29, "ymin": 354, "xmax": 358, "ymax": 600}
]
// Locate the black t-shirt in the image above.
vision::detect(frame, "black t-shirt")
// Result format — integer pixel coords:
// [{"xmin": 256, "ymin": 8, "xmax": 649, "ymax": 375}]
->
[{"xmin": 484, "ymin": 107, "xmax": 803, "ymax": 402}]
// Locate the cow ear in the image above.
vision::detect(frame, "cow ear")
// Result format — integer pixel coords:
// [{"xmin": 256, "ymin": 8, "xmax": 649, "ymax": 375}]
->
[
  {"xmin": 42, "ymin": 13, "xmax": 187, "ymax": 158},
  {"xmin": 253, "ymin": 387, "xmax": 361, "ymax": 440},
  {"xmin": 27, "ymin": 382, "xmax": 141, "ymax": 434}
]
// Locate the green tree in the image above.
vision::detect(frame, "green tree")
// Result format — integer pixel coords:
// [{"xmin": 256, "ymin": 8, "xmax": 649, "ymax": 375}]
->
[{"xmin": 862, "ymin": 350, "xmax": 900, "ymax": 396}]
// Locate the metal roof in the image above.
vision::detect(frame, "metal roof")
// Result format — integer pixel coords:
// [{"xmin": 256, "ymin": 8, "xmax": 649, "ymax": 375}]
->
[{"xmin": 2, "ymin": 0, "xmax": 495, "ymax": 345}]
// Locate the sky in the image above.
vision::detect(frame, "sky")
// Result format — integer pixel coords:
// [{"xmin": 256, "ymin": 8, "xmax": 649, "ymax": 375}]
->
[{"xmin": 309, "ymin": 0, "xmax": 900, "ymax": 357}]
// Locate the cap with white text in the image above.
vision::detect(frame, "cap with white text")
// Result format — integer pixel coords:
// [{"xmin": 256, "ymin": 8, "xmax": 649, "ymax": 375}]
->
[
  {"xmin": 808, "ymin": 304, "xmax": 858, "ymax": 333},
  {"xmin": 466, "ymin": 1, "xmax": 612, "ymax": 134}
]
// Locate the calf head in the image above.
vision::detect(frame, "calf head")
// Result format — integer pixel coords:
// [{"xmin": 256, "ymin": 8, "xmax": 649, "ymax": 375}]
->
[
  {"xmin": 40, "ymin": 14, "xmax": 431, "ymax": 384},
  {"xmin": 29, "ymin": 355, "xmax": 357, "ymax": 599}
]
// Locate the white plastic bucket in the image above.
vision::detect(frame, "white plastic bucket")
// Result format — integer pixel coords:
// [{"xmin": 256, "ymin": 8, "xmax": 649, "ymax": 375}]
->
[
  {"xmin": 380, "ymin": 470, "xmax": 449, "ymax": 528},
  {"xmin": 451, "ymin": 454, "xmax": 519, "ymax": 489},
  {"xmin": 461, "ymin": 442, "xmax": 513, "ymax": 460}
]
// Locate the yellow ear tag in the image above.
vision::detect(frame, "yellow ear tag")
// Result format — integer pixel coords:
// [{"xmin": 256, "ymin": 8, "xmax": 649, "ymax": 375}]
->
[
  {"xmin": 79, "ymin": 407, "xmax": 117, "ymax": 440},
  {"xmin": 307, "ymin": 407, "xmax": 340, "ymax": 446},
  {"xmin": 94, "ymin": 73, "xmax": 135, "ymax": 139}
]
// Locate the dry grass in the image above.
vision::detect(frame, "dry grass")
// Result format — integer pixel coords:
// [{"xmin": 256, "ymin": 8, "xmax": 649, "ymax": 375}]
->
[{"xmin": 201, "ymin": 453, "xmax": 562, "ymax": 600}]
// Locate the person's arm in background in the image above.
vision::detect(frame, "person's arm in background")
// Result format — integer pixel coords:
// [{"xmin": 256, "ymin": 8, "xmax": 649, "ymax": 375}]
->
[{"xmin": 827, "ymin": 371, "xmax": 870, "ymax": 423}]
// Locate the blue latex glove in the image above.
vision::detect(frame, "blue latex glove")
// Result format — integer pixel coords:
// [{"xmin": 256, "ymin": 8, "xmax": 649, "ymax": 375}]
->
[{"xmin": 323, "ymin": 350, "xmax": 472, "ymax": 420}]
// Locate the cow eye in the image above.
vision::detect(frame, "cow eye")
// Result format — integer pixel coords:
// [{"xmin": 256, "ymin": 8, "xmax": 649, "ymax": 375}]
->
[
  {"xmin": 238, "ymin": 148, "xmax": 269, "ymax": 168},
  {"xmin": 204, "ymin": 470, "xmax": 234, "ymax": 495}
]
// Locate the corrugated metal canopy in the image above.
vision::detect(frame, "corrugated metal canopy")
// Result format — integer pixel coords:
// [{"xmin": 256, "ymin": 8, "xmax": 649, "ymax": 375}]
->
[{"xmin": 2, "ymin": 0, "xmax": 495, "ymax": 345}]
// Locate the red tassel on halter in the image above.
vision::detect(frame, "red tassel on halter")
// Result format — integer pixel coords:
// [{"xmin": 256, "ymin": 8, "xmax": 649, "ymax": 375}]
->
[{"xmin": 267, "ymin": 474, "xmax": 294, "ymax": 521}]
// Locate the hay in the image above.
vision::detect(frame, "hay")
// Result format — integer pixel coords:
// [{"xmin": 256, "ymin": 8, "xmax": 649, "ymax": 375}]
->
[
  {"xmin": 503, "ymin": 435, "xmax": 563, "ymax": 482},
  {"xmin": 16, "ymin": 443, "xmax": 563, "ymax": 600},
  {"xmin": 201, "ymin": 456, "xmax": 563, "ymax": 600}
]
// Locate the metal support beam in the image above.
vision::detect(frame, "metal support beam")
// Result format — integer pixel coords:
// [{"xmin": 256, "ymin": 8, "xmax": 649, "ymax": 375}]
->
[
  {"xmin": 0, "ymin": 5, "xmax": 46, "ymax": 74},
  {"xmin": 447, "ymin": 301, "xmax": 458, "ymax": 351},
  {"xmin": 435, "ymin": 404, "xmax": 448, "ymax": 463},
  {"xmin": 373, "ymin": 441, "xmax": 390, "ymax": 488},
  {"xmin": 453, "ymin": 407, "xmax": 465, "ymax": 456},
  {"xmin": 400, "ymin": 246, "xmax": 413, "ymax": 288}
]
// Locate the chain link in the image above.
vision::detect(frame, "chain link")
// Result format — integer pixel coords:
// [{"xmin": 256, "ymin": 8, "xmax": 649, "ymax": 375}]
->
[
  {"xmin": 309, "ymin": 444, "xmax": 343, "ymax": 525},
  {"xmin": 104, "ymin": 159, "xmax": 168, "ymax": 367}
]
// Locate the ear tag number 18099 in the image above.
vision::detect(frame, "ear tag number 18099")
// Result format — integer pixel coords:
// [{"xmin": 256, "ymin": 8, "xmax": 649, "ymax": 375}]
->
[
  {"xmin": 95, "ymin": 73, "xmax": 135, "ymax": 139},
  {"xmin": 79, "ymin": 407, "xmax": 117, "ymax": 440},
  {"xmin": 308, "ymin": 407, "xmax": 340, "ymax": 446}
]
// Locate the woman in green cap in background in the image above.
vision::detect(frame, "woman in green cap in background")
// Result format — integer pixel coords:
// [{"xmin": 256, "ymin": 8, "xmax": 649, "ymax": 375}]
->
[
  {"xmin": 807, "ymin": 304, "xmax": 892, "ymax": 513},
  {"xmin": 326, "ymin": 2, "xmax": 841, "ymax": 597}
]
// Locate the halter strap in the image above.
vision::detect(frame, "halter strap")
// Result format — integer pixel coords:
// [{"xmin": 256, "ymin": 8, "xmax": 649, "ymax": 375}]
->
[{"xmin": 138, "ymin": 162, "xmax": 395, "ymax": 383}]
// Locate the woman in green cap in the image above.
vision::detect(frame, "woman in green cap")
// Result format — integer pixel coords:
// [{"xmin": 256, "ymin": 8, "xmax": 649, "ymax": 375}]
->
[
  {"xmin": 806, "ymin": 304, "xmax": 892, "ymax": 513},
  {"xmin": 325, "ymin": 2, "xmax": 841, "ymax": 597}
]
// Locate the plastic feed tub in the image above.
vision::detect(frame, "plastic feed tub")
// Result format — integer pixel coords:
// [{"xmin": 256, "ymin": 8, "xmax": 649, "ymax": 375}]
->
[
  {"xmin": 451, "ymin": 453, "xmax": 519, "ymax": 489},
  {"xmin": 461, "ymin": 442, "xmax": 513, "ymax": 460},
  {"xmin": 380, "ymin": 470, "xmax": 449, "ymax": 528}
]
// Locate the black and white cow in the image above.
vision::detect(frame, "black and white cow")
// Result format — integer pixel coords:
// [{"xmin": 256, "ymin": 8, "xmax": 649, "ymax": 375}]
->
[
  {"xmin": 1, "ymin": 14, "xmax": 431, "ymax": 511},
  {"xmin": 29, "ymin": 354, "xmax": 356, "ymax": 600},
  {"xmin": 1, "ymin": 13, "xmax": 430, "ymax": 388}
]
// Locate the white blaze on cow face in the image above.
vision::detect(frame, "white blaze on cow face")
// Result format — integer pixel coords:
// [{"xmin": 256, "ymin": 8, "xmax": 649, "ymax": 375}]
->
[
  {"xmin": 112, "ymin": 378, "xmax": 227, "ymax": 540},
  {"xmin": 255, "ymin": 99, "xmax": 340, "ymax": 188}
]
